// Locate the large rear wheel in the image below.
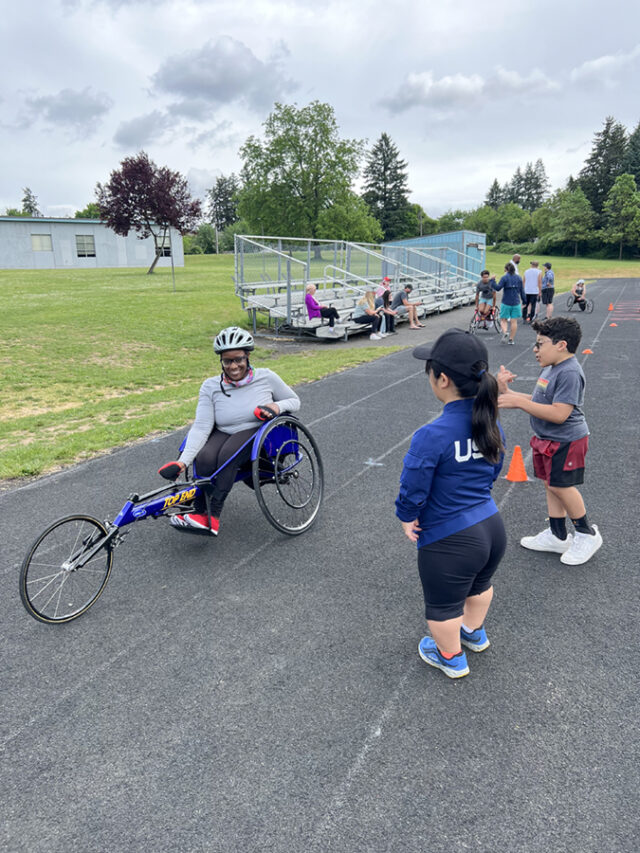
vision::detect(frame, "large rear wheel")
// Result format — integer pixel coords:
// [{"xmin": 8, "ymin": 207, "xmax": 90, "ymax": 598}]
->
[
  {"xmin": 252, "ymin": 418, "xmax": 323, "ymax": 535},
  {"xmin": 19, "ymin": 515, "xmax": 113, "ymax": 624}
]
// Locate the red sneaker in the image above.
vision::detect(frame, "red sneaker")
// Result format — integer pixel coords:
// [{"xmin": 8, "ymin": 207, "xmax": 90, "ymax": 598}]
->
[
  {"xmin": 170, "ymin": 513, "xmax": 219, "ymax": 535},
  {"xmin": 184, "ymin": 513, "xmax": 219, "ymax": 535}
]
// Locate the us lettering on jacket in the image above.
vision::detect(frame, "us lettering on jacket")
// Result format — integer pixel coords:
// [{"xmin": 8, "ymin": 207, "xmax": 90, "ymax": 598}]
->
[{"xmin": 454, "ymin": 439, "xmax": 484, "ymax": 462}]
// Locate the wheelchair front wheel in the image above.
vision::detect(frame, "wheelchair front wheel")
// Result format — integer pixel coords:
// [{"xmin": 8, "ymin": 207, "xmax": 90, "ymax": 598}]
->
[
  {"xmin": 585, "ymin": 299, "xmax": 594, "ymax": 313},
  {"xmin": 566, "ymin": 295, "xmax": 575, "ymax": 311},
  {"xmin": 252, "ymin": 417, "xmax": 324, "ymax": 535},
  {"xmin": 19, "ymin": 515, "xmax": 113, "ymax": 623}
]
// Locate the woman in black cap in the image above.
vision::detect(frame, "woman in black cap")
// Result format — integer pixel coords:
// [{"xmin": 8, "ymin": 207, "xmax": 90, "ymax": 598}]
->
[{"xmin": 395, "ymin": 329, "xmax": 507, "ymax": 679}]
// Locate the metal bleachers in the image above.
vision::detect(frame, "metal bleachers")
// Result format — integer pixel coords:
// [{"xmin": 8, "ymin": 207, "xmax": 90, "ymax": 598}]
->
[{"xmin": 233, "ymin": 236, "xmax": 479, "ymax": 340}]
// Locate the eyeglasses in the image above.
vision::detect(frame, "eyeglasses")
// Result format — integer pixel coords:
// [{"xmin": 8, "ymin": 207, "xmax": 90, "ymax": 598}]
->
[
  {"xmin": 533, "ymin": 339, "xmax": 552, "ymax": 350},
  {"xmin": 221, "ymin": 356, "xmax": 248, "ymax": 367}
]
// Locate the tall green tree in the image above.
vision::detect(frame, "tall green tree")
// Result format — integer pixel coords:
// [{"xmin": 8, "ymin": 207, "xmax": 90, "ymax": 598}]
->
[
  {"xmin": 552, "ymin": 187, "xmax": 595, "ymax": 256},
  {"xmin": 407, "ymin": 203, "xmax": 438, "ymax": 237},
  {"xmin": 520, "ymin": 159, "xmax": 550, "ymax": 212},
  {"xmin": 361, "ymin": 132, "xmax": 411, "ymax": 241},
  {"xmin": 316, "ymin": 192, "xmax": 383, "ymax": 243},
  {"xmin": 464, "ymin": 206, "xmax": 499, "ymax": 243},
  {"xmin": 507, "ymin": 167, "xmax": 524, "ymax": 205},
  {"xmin": 601, "ymin": 173, "xmax": 640, "ymax": 260},
  {"xmin": 624, "ymin": 120, "xmax": 640, "ymax": 189},
  {"xmin": 485, "ymin": 179, "xmax": 504, "ymax": 210},
  {"xmin": 237, "ymin": 101, "xmax": 364, "ymax": 241},
  {"xmin": 578, "ymin": 116, "xmax": 628, "ymax": 218},
  {"xmin": 207, "ymin": 174, "xmax": 240, "ymax": 233},
  {"xmin": 22, "ymin": 187, "xmax": 41, "ymax": 217},
  {"xmin": 437, "ymin": 210, "xmax": 467, "ymax": 232}
]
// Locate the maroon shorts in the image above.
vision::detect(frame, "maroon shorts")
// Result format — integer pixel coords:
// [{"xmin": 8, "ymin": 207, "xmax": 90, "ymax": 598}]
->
[{"xmin": 530, "ymin": 435, "xmax": 589, "ymax": 487}]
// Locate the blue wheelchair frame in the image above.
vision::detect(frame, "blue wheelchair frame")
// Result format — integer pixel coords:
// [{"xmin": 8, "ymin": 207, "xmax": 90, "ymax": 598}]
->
[{"xmin": 112, "ymin": 417, "xmax": 298, "ymax": 529}]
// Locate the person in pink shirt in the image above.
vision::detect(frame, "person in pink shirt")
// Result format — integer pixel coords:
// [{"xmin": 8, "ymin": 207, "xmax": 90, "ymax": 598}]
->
[
  {"xmin": 305, "ymin": 284, "xmax": 340, "ymax": 335},
  {"xmin": 375, "ymin": 276, "xmax": 392, "ymax": 298}
]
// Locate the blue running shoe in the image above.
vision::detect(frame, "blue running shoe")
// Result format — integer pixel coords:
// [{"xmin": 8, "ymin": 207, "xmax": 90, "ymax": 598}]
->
[
  {"xmin": 418, "ymin": 637, "xmax": 469, "ymax": 679},
  {"xmin": 460, "ymin": 625, "xmax": 490, "ymax": 652}
]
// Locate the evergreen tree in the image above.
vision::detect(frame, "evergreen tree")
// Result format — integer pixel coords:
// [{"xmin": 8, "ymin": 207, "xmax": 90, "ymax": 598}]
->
[
  {"xmin": 361, "ymin": 132, "xmax": 412, "ymax": 241},
  {"xmin": 485, "ymin": 179, "xmax": 503, "ymax": 210},
  {"xmin": 207, "ymin": 174, "xmax": 240, "ymax": 233},
  {"xmin": 601, "ymin": 173, "xmax": 640, "ymax": 260},
  {"xmin": 22, "ymin": 187, "xmax": 41, "ymax": 217},
  {"xmin": 578, "ymin": 116, "xmax": 628, "ymax": 218},
  {"xmin": 507, "ymin": 167, "xmax": 524, "ymax": 205},
  {"xmin": 624, "ymin": 120, "xmax": 640, "ymax": 189}
]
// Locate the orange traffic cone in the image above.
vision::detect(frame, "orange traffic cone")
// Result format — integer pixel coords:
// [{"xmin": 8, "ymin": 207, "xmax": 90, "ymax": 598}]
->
[
  {"xmin": 608, "ymin": 303, "xmax": 614, "ymax": 311},
  {"xmin": 610, "ymin": 322, "xmax": 618, "ymax": 327},
  {"xmin": 505, "ymin": 445, "xmax": 528, "ymax": 482},
  {"xmin": 582, "ymin": 348, "xmax": 593, "ymax": 354}
]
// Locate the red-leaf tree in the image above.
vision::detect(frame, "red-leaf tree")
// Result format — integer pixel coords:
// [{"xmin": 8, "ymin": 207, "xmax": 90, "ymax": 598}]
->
[{"xmin": 96, "ymin": 151, "xmax": 202, "ymax": 274}]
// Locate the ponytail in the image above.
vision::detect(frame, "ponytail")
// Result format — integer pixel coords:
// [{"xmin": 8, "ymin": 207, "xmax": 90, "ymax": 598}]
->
[
  {"xmin": 471, "ymin": 369, "xmax": 503, "ymax": 464},
  {"xmin": 428, "ymin": 359, "xmax": 504, "ymax": 464}
]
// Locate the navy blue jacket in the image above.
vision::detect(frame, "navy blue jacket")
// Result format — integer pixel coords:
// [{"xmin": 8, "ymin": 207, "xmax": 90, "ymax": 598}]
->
[
  {"xmin": 395, "ymin": 398, "xmax": 504, "ymax": 547},
  {"xmin": 493, "ymin": 273, "xmax": 525, "ymax": 306}
]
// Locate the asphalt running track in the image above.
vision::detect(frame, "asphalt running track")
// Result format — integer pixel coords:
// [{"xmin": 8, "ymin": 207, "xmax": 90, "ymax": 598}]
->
[{"xmin": 2, "ymin": 279, "xmax": 639, "ymax": 853}]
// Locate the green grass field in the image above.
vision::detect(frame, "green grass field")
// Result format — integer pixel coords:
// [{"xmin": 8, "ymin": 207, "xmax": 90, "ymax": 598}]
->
[
  {"xmin": 1, "ymin": 251, "xmax": 637, "ymax": 481},
  {"xmin": 0, "ymin": 255, "xmax": 401, "ymax": 480}
]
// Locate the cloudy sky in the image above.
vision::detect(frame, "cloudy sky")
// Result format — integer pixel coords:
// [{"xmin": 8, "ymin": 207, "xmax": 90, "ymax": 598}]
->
[{"xmin": 2, "ymin": 0, "xmax": 640, "ymax": 218}]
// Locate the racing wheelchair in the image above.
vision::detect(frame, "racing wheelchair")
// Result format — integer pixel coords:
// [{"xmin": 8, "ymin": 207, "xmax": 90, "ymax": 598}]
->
[
  {"xmin": 566, "ymin": 294, "xmax": 594, "ymax": 313},
  {"xmin": 468, "ymin": 304, "xmax": 501, "ymax": 334},
  {"xmin": 19, "ymin": 415, "xmax": 323, "ymax": 624}
]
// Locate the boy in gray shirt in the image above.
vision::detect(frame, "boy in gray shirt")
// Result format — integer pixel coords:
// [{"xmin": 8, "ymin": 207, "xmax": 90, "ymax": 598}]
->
[{"xmin": 496, "ymin": 317, "xmax": 602, "ymax": 566}]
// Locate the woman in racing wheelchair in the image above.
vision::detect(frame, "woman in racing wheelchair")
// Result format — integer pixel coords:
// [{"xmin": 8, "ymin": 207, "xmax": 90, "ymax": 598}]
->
[{"xmin": 159, "ymin": 326, "xmax": 300, "ymax": 535}]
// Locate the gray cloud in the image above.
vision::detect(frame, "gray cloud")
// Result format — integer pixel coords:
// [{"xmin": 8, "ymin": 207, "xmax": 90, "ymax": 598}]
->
[
  {"xmin": 113, "ymin": 110, "xmax": 172, "ymax": 148},
  {"xmin": 151, "ymin": 36, "xmax": 297, "ymax": 114},
  {"xmin": 570, "ymin": 44, "xmax": 640, "ymax": 85},
  {"xmin": 24, "ymin": 87, "xmax": 113, "ymax": 134},
  {"xmin": 380, "ymin": 66, "xmax": 557, "ymax": 114},
  {"xmin": 187, "ymin": 120, "xmax": 239, "ymax": 151}
]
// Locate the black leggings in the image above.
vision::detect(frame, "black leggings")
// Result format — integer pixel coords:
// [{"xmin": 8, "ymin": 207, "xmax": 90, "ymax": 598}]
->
[
  {"xmin": 417, "ymin": 513, "xmax": 507, "ymax": 621},
  {"xmin": 320, "ymin": 306, "xmax": 340, "ymax": 327},
  {"xmin": 352, "ymin": 314, "xmax": 381, "ymax": 333},
  {"xmin": 523, "ymin": 294, "xmax": 538, "ymax": 322},
  {"xmin": 193, "ymin": 426, "xmax": 260, "ymax": 516}
]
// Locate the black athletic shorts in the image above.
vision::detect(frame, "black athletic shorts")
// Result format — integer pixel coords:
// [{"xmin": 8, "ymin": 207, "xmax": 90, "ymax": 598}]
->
[
  {"xmin": 541, "ymin": 288, "xmax": 554, "ymax": 305},
  {"xmin": 417, "ymin": 513, "xmax": 506, "ymax": 621}
]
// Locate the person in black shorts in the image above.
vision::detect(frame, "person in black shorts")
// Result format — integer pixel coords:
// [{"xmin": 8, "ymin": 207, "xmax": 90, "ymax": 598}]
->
[
  {"xmin": 497, "ymin": 317, "xmax": 603, "ymax": 565},
  {"xmin": 541, "ymin": 262, "xmax": 555, "ymax": 319},
  {"xmin": 396, "ymin": 329, "xmax": 507, "ymax": 679}
]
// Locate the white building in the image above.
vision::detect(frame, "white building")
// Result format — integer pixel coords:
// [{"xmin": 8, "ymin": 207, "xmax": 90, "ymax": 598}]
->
[{"xmin": 0, "ymin": 216, "xmax": 184, "ymax": 270}]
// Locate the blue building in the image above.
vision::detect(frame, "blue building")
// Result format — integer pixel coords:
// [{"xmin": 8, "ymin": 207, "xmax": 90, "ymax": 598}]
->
[
  {"xmin": 383, "ymin": 230, "xmax": 486, "ymax": 280},
  {"xmin": 0, "ymin": 216, "xmax": 184, "ymax": 270}
]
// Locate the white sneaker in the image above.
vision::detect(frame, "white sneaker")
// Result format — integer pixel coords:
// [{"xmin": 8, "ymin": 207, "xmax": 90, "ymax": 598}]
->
[
  {"xmin": 520, "ymin": 528, "xmax": 573, "ymax": 554},
  {"xmin": 560, "ymin": 525, "xmax": 603, "ymax": 565},
  {"xmin": 369, "ymin": 333, "xmax": 382, "ymax": 340},
  {"xmin": 379, "ymin": 332, "xmax": 389, "ymax": 337},
  {"xmin": 328, "ymin": 327, "xmax": 339, "ymax": 335}
]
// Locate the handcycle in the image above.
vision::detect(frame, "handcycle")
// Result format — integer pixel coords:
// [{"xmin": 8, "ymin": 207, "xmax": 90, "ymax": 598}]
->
[
  {"xmin": 468, "ymin": 303, "xmax": 501, "ymax": 334},
  {"xmin": 19, "ymin": 415, "xmax": 323, "ymax": 625},
  {"xmin": 566, "ymin": 294, "xmax": 594, "ymax": 313}
]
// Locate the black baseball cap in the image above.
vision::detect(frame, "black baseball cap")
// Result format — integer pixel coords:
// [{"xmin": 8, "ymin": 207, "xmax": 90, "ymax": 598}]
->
[{"xmin": 413, "ymin": 328, "xmax": 489, "ymax": 379}]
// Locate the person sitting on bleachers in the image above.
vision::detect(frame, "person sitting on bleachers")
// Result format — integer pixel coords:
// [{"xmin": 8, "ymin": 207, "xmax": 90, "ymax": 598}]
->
[
  {"xmin": 352, "ymin": 286, "xmax": 383, "ymax": 340},
  {"xmin": 305, "ymin": 284, "xmax": 340, "ymax": 335},
  {"xmin": 391, "ymin": 284, "xmax": 424, "ymax": 329}
]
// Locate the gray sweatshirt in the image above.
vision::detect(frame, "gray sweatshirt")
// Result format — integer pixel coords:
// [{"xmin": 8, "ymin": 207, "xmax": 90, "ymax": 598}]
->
[{"xmin": 178, "ymin": 368, "xmax": 301, "ymax": 466}]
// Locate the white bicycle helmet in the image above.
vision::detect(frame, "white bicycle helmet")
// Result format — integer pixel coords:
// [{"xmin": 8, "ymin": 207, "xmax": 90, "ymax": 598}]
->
[{"xmin": 213, "ymin": 326, "xmax": 255, "ymax": 354}]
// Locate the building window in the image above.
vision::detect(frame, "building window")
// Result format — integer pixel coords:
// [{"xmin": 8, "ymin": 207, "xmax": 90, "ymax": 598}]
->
[
  {"xmin": 159, "ymin": 233, "xmax": 171, "ymax": 257},
  {"xmin": 31, "ymin": 234, "xmax": 53, "ymax": 252},
  {"xmin": 76, "ymin": 235, "xmax": 96, "ymax": 258}
]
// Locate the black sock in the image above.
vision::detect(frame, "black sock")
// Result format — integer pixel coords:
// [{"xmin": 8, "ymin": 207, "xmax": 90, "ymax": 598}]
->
[
  {"xmin": 571, "ymin": 514, "xmax": 595, "ymax": 535},
  {"xmin": 549, "ymin": 516, "xmax": 567, "ymax": 540}
]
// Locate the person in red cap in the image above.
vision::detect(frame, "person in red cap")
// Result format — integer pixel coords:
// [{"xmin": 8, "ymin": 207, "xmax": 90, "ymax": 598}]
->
[
  {"xmin": 396, "ymin": 329, "xmax": 506, "ymax": 678},
  {"xmin": 375, "ymin": 276, "xmax": 392, "ymax": 299}
]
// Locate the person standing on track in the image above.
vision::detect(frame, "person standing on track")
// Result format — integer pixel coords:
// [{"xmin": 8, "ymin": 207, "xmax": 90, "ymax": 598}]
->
[
  {"xmin": 493, "ymin": 262, "xmax": 525, "ymax": 345},
  {"xmin": 396, "ymin": 329, "xmax": 507, "ymax": 679},
  {"xmin": 523, "ymin": 260, "xmax": 542, "ymax": 324},
  {"xmin": 497, "ymin": 317, "xmax": 603, "ymax": 565},
  {"xmin": 541, "ymin": 262, "xmax": 555, "ymax": 319}
]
